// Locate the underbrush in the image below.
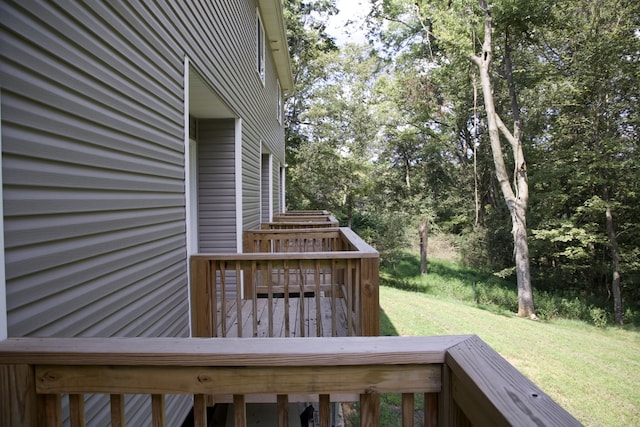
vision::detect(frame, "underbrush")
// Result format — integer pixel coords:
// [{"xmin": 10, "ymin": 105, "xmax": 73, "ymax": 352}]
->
[{"xmin": 380, "ymin": 250, "xmax": 639, "ymax": 327}]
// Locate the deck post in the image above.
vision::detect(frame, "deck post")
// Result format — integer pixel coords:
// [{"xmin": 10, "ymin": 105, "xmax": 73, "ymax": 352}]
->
[
  {"xmin": 359, "ymin": 257, "xmax": 380, "ymax": 336},
  {"xmin": 0, "ymin": 364, "xmax": 38, "ymax": 427},
  {"xmin": 190, "ymin": 258, "xmax": 213, "ymax": 337}
]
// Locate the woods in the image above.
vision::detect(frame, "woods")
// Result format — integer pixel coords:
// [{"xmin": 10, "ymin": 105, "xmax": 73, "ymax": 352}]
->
[{"xmin": 283, "ymin": 0, "xmax": 640, "ymax": 325}]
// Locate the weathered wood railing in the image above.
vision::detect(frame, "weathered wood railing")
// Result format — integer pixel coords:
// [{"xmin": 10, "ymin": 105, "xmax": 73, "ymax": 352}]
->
[
  {"xmin": 262, "ymin": 212, "xmax": 339, "ymax": 229},
  {"xmin": 243, "ymin": 227, "xmax": 360, "ymax": 253},
  {"xmin": 191, "ymin": 227, "xmax": 379, "ymax": 339},
  {"xmin": 0, "ymin": 336, "xmax": 582, "ymax": 427},
  {"xmin": 190, "ymin": 253, "xmax": 379, "ymax": 338}
]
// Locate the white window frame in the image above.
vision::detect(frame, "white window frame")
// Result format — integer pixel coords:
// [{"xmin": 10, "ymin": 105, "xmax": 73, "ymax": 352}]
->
[{"xmin": 256, "ymin": 8, "xmax": 265, "ymax": 84}]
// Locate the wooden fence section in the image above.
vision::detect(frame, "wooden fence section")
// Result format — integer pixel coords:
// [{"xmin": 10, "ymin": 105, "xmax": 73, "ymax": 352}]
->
[
  {"xmin": 190, "ymin": 251, "xmax": 379, "ymax": 338},
  {"xmin": 0, "ymin": 336, "xmax": 582, "ymax": 427},
  {"xmin": 191, "ymin": 227, "xmax": 379, "ymax": 338}
]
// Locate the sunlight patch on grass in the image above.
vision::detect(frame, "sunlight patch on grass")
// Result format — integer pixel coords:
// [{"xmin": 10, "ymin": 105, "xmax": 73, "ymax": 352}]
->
[{"xmin": 379, "ymin": 285, "xmax": 640, "ymax": 427}]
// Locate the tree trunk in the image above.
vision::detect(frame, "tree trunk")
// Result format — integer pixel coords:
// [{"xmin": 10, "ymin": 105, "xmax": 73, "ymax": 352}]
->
[
  {"xmin": 604, "ymin": 188, "xmax": 623, "ymax": 325},
  {"xmin": 472, "ymin": 0, "xmax": 535, "ymax": 318},
  {"xmin": 420, "ymin": 218, "xmax": 428, "ymax": 275}
]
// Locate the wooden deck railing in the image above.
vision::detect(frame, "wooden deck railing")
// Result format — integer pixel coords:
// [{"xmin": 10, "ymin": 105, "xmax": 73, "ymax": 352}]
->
[
  {"xmin": 191, "ymin": 227, "xmax": 379, "ymax": 339},
  {"xmin": 0, "ymin": 335, "xmax": 582, "ymax": 427},
  {"xmin": 262, "ymin": 212, "xmax": 339, "ymax": 229}
]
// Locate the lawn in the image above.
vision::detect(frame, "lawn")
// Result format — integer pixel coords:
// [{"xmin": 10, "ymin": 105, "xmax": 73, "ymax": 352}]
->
[{"xmin": 379, "ymin": 284, "xmax": 640, "ymax": 426}]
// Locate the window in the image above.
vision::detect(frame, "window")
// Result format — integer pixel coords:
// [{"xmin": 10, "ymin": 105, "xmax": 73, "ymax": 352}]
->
[
  {"xmin": 277, "ymin": 80, "xmax": 282, "ymax": 124},
  {"xmin": 256, "ymin": 9, "xmax": 265, "ymax": 84}
]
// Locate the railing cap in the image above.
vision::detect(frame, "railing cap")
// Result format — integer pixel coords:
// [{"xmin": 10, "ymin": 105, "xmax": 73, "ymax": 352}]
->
[{"xmin": 0, "ymin": 336, "xmax": 469, "ymax": 366}]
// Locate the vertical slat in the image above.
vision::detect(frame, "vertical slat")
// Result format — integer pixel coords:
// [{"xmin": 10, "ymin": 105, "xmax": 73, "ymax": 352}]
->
[
  {"xmin": 315, "ymin": 259, "xmax": 322, "ymax": 337},
  {"xmin": 220, "ymin": 260, "xmax": 227, "ymax": 337},
  {"xmin": 236, "ymin": 262, "xmax": 243, "ymax": 337},
  {"xmin": 193, "ymin": 394, "xmax": 207, "ymax": 427},
  {"xmin": 347, "ymin": 259, "xmax": 353, "ymax": 336},
  {"xmin": 331, "ymin": 259, "xmax": 337, "ymax": 337},
  {"xmin": 284, "ymin": 260, "xmax": 290, "ymax": 337},
  {"xmin": 233, "ymin": 394, "xmax": 246, "ymax": 427},
  {"xmin": 298, "ymin": 259, "xmax": 305, "ymax": 337},
  {"xmin": 268, "ymin": 261, "xmax": 274, "ymax": 337},
  {"xmin": 360, "ymin": 391, "xmax": 380, "ymax": 427},
  {"xmin": 425, "ymin": 392, "xmax": 438, "ymax": 427},
  {"xmin": 354, "ymin": 261, "xmax": 361, "ymax": 336},
  {"xmin": 44, "ymin": 394, "xmax": 62, "ymax": 427},
  {"xmin": 277, "ymin": 394, "xmax": 289, "ymax": 427},
  {"xmin": 69, "ymin": 394, "xmax": 85, "ymax": 427},
  {"xmin": 252, "ymin": 260, "xmax": 258, "ymax": 337},
  {"xmin": 151, "ymin": 394, "xmax": 165, "ymax": 427},
  {"xmin": 110, "ymin": 394, "xmax": 125, "ymax": 427},
  {"xmin": 319, "ymin": 394, "xmax": 331, "ymax": 427},
  {"xmin": 402, "ymin": 393, "xmax": 414, "ymax": 427},
  {"xmin": 210, "ymin": 260, "xmax": 218, "ymax": 338}
]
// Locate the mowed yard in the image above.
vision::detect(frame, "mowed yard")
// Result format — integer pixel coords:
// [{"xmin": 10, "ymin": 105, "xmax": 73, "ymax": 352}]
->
[{"xmin": 379, "ymin": 285, "xmax": 640, "ymax": 427}]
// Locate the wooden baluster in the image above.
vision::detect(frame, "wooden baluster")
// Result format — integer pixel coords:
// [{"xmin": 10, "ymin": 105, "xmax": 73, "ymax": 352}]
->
[
  {"xmin": 210, "ymin": 260, "xmax": 218, "ymax": 338},
  {"xmin": 151, "ymin": 394, "xmax": 165, "ymax": 427},
  {"xmin": 43, "ymin": 394, "xmax": 62, "ymax": 427},
  {"xmin": 425, "ymin": 392, "xmax": 438, "ymax": 427},
  {"xmin": 298, "ymin": 259, "xmax": 305, "ymax": 337},
  {"xmin": 319, "ymin": 394, "xmax": 331, "ymax": 427},
  {"xmin": 193, "ymin": 394, "xmax": 207, "ymax": 427},
  {"xmin": 220, "ymin": 261, "xmax": 227, "ymax": 337},
  {"xmin": 252, "ymin": 260, "xmax": 258, "ymax": 337},
  {"xmin": 110, "ymin": 394, "xmax": 125, "ymax": 427},
  {"xmin": 233, "ymin": 395, "xmax": 246, "ymax": 427},
  {"xmin": 331, "ymin": 259, "xmax": 337, "ymax": 337},
  {"xmin": 347, "ymin": 259, "xmax": 353, "ymax": 336},
  {"xmin": 354, "ymin": 261, "xmax": 361, "ymax": 336},
  {"xmin": 69, "ymin": 394, "xmax": 85, "ymax": 427},
  {"xmin": 236, "ymin": 262, "xmax": 243, "ymax": 337},
  {"xmin": 277, "ymin": 395, "xmax": 289, "ymax": 427},
  {"xmin": 315, "ymin": 259, "xmax": 322, "ymax": 337},
  {"xmin": 268, "ymin": 261, "xmax": 274, "ymax": 337},
  {"xmin": 402, "ymin": 393, "xmax": 414, "ymax": 427},
  {"xmin": 360, "ymin": 390, "xmax": 380, "ymax": 427},
  {"xmin": 284, "ymin": 259, "xmax": 290, "ymax": 337}
]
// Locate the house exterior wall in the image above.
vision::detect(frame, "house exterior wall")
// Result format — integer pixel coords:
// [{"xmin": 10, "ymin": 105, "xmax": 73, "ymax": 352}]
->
[
  {"xmin": 1, "ymin": 0, "xmax": 288, "ymax": 424},
  {"xmin": 197, "ymin": 119, "xmax": 238, "ymax": 252}
]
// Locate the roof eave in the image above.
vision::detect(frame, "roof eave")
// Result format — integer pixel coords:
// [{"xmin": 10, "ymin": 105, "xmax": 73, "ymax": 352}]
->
[{"xmin": 258, "ymin": 0, "xmax": 295, "ymax": 93}]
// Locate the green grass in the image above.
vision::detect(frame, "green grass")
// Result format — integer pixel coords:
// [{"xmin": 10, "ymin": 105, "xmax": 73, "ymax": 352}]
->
[{"xmin": 379, "ymin": 274, "xmax": 640, "ymax": 427}]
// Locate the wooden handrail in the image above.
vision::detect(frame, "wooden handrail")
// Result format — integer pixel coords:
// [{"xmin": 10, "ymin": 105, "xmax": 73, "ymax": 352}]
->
[{"xmin": 0, "ymin": 336, "xmax": 581, "ymax": 427}]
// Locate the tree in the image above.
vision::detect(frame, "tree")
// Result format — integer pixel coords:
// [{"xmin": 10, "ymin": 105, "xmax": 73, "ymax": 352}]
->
[{"xmin": 469, "ymin": 0, "xmax": 536, "ymax": 318}]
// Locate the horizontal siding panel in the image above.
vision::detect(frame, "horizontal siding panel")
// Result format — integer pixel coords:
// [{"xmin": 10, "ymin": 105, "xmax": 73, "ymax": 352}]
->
[
  {"xmin": 9, "ymin": 249, "xmax": 187, "ymax": 337},
  {"xmin": 3, "ymin": 100, "xmax": 184, "ymax": 166},
  {"xmin": 4, "ymin": 208, "xmax": 183, "ymax": 247},
  {"xmin": 7, "ymin": 235, "xmax": 186, "ymax": 311}
]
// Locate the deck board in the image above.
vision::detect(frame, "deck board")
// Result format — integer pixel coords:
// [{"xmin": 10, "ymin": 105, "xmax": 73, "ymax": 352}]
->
[{"xmin": 216, "ymin": 297, "xmax": 349, "ymax": 338}]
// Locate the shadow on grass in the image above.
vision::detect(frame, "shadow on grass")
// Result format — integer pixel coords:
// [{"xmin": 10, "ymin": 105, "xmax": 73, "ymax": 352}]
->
[
  {"xmin": 381, "ymin": 251, "xmax": 518, "ymax": 317},
  {"xmin": 380, "ymin": 307, "xmax": 399, "ymax": 337}
]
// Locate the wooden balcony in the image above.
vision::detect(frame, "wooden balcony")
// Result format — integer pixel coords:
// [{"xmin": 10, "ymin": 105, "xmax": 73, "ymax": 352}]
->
[
  {"xmin": 0, "ymin": 335, "xmax": 581, "ymax": 426},
  {"xmin": 191, "ymin": 227, "xmax": 379, "ymax": 338}
]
